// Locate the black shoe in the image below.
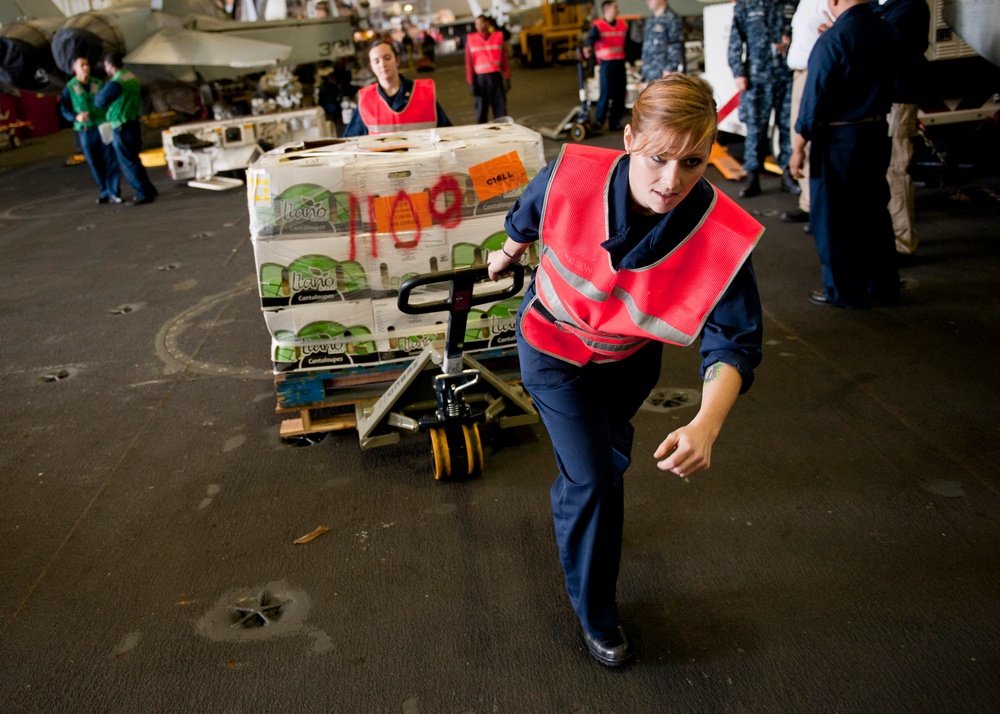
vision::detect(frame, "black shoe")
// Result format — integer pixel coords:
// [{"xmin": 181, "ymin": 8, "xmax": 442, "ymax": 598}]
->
[
  {"xmin": 781, "ymin": 169, "xmax": 801, "ymax": 195},
  {"xmin": 781, "ymin": 208, "xmax": 809, "ymax": 223},
  {"xmin": 738, "ymin": 173, "xmax": 760, "ymax": 198},
  {"xmin": 808, "ymin": 289, "xmax": 866, "ymax": 309},
  {"xmin": 582, "ymin": 625, "xmax": 634, "ymax": 667},
  {"xmin": 131, "ymin": 196, "xmax": 155, "ymax": 205}
]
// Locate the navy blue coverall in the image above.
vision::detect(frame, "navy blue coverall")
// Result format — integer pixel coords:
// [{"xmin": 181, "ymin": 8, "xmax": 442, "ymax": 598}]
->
[
  {"xmin": 504, "ymin": 156, "xmax": 763, "ymax": 639},
  {"xmin": 94, "ymin": 78, "xmax": 158, "ymax": 203},
  {"xmin": 796, "ymin": 3, "xmax": 900, "ymax": 307}
]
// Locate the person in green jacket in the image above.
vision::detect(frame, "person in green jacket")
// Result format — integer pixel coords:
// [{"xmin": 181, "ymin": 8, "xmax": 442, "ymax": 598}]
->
[
  {"xmin": 95, "ymin": 52, "xmax": 158, "ymax": 205},
  {"xmin": 59, "ymin": 56, "xmax": 121, "ymax": 204}
]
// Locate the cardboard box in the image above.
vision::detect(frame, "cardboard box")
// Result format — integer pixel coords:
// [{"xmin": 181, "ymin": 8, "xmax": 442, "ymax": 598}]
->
[
  {"xmin": 255, "ymin": 233, "xmax": 370, "ymax": 309},
  {"xmin": 248, "ymin": 124, "xmax": 546, "ymax": 239},
  {"xmin": 265, "ymin": 300, "xmax": 378, "ymax": 372},
  {"xmin": 247, "ymin": 140, "xmax": 359, "ymax": 238}
]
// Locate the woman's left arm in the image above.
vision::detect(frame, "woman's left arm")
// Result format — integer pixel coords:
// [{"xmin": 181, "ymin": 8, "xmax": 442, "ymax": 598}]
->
[
  {"xmin": 653, "ymin": 256, "xmax": 762, "ymax": 477},
  {"xmin": 653, "ymin": 362, "xmax": 742, "ymax": 477}
]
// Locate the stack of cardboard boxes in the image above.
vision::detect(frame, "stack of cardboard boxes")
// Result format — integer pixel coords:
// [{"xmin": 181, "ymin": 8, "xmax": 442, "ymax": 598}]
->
[{"xmin": 248, "ymin": 123, "xmax": 546, "ymax": 373}]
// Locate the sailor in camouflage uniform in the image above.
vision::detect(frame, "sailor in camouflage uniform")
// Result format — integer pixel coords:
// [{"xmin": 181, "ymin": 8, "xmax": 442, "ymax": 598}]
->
[
  {"xmin": 728, "ymin": 0, "xmax": 799, "ymax": 198},
  {"xmin": 640, "ymin": 0, "xmax": 685, "ymax": 81}
]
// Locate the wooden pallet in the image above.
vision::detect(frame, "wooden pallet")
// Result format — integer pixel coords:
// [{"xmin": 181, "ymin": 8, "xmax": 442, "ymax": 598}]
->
[{"xmin": 274, "ymin": 347, "xmax": 524, "ymax": 439}]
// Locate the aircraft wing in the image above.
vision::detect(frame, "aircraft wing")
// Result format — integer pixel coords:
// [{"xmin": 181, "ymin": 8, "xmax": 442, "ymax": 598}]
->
[
  {"xmin": 125, "ymin": 28, "xmax": 291, "ymax": 69},
  {"xmin": 0, "ymin": 0, "xmax": 64, "ymax": 24},
  {"xmin": 943, "ymin": 0, "xmax": 1000, "ymax": 68}
]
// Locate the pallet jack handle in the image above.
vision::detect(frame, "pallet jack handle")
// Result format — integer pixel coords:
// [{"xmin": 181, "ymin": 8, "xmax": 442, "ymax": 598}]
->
[{"xmin": 397, "ymin": 264, "xmax": 525, "ymax": 374}]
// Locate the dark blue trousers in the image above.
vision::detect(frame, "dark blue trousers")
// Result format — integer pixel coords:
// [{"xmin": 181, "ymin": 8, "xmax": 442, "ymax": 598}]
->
[
  {"xmin": 112, "ymin": 120, "xmax": 158, "ymax": 202},
  {"xmin": 517, "ymin": 326, "xmax": 663, "ymax": 639},
  {"xmin": 809, "ymin": 123, "xmax": 899, "ymax": 306},
  {"xmin": 473, "ymin": 72, "xmax": 507, "ymax": 123},
  {"xmin": 594, "ymin": 59, "xmax": 627, "ymax": 130},
  {"xmin": 79, "ymin": 126, "xmax": 120, "ymax": 200}
]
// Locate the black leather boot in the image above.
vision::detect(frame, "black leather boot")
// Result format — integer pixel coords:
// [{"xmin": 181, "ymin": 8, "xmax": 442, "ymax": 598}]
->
[
  {"xmin": 738, "ymin": 172, "xmax": 761, "ymax": 198},
  {"xmin": 781, "ymin": 168, "xmax": 801, "ymax": 195}
]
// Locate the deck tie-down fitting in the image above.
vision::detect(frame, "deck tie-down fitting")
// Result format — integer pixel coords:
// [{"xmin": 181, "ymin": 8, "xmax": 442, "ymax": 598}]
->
[{"xmin": 229, "ymin": 590, "xmax": 292, "ymax": 628}]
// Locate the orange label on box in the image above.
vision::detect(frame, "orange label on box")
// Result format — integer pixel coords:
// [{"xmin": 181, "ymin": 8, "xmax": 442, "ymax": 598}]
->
[
  {"xmin": 373, "ymin": 191, "xmax": 432, "ymax": 234},
  {"xmin": 468, "ymin": 151, "xmax": 529, "ymax": 203}
]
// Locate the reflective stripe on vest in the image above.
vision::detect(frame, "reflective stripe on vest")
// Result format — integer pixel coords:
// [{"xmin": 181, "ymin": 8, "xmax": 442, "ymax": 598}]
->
[
  {"xmin": 356, "ymin": 80, "xmax": 437, "ymax": 134},
  {"xmin": 468, "ymin": 31, "xmax": 504, "ymax": 74},
  {"xmin": 593, "ymin": 19, "xmax": 627, "ymax": 62},
  {"xmin": 521, "ymin": 144, "xmax": 763, "ymax": 365}
]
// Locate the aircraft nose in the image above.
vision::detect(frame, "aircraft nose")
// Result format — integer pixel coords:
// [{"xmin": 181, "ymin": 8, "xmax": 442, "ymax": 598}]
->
[
  {"xmin": 0, "ymin": 37, "xmax": 32, "ymax": 87},
  {"xmin": 52, "ymin": 27, "xmax": 107, "ymax": 76},
  {"xmin": 0, "ymin": 22, "xmax": 60, "ymax": 91}
]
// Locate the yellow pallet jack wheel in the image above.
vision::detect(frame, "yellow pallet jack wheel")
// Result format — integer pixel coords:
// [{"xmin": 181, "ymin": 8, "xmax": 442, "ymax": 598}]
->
[
  {"xmin": 463, "ymin": 423, "xmax": 484, "ymax": 476},
  {"xmin": 429, "ymin": 427, "xmax": 452, "ymax": 480}
]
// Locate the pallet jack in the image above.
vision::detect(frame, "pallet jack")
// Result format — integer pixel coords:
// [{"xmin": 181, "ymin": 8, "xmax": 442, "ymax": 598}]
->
[
  {"xmin": 539, "ymin": 48, "xmax": 597, "ymax": 143},
  {"xmin": 353, "ymin": 264, "xmax": 538, "ymax": 479}
]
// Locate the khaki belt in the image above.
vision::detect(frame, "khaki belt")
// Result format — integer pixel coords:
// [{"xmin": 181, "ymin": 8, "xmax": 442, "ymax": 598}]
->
[{"xmin": 827, "ymin": 115, "xmax": 886, "ymax": 127}]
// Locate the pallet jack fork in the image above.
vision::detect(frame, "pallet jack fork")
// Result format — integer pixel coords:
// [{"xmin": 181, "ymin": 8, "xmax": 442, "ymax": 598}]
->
[{"xmin": 354, "ymin": 264, "xmax": 538, "ymax": 479}]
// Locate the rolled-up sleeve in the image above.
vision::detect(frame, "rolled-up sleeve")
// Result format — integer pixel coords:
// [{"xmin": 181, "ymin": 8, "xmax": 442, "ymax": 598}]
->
[
  {"xmin": 699, "ymin": 256, "xmax": 763, "ymax": 393},
  {"xmin": 503, "ymin": 161, "xmax": 553, "ymax": 244},
  {"xmin": 94, "ymin": 80, "xmax": 121, "ymax": 109}
]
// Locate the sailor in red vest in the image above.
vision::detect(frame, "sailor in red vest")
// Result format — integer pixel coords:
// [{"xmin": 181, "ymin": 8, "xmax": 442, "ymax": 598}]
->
[
  {"xmin": 487, "ymin": 76, "xmax": 764, "ymax": 666},
  {"xmin": 464, "ymin": 15, "xmax": 511, "ymax": 123},
  {"xmin": 584, "ymin": 0, "xmax": 630, "ymax": 131},
  {"xmin": 344, "ymin": 39, "xmax": 452, "ymax": 137}
]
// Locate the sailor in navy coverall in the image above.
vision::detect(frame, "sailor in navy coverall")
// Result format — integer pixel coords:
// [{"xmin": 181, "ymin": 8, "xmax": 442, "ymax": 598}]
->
[
  {"xmin": 487, "ymin": 76, "xmax": 763, "ymax": 665},
  {"xmin": 790, "ymin": 0, "xmax": 900, "ymax": 308}
]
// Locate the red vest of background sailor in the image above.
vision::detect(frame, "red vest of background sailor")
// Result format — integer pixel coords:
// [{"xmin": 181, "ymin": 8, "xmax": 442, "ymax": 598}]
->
[
  {"xmin": 593, "ymin": 19, "xmax": 627, "ymax": 62},
  {"xmin": 356, "ymin": 80, "xmax": 437, "ymax": 134},
  {"xmin": 467, "ymin": 31, "xmax": 504, "ymax": 74},
  {"xmin": 520, "ymin": 144, "xmax": 764, "ymax": 367}
]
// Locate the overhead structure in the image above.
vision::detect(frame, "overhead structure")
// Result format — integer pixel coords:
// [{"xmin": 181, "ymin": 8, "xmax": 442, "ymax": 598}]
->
[{"xmin": 1, "ymin": 0, "xmax": 355, "ymax": 92}]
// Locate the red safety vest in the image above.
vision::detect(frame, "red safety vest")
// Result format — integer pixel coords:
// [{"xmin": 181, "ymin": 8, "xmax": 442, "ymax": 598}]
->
[
  {"xmin": 467, "ymin": 31, "xmax": 504, "ymax": 74},
  {"xmin": 520, "ymin": 144, "xmax": 763, "ymax": 366},
  {"xmin": 593, "ymin": 19, "xmax": 627, "ymax": 62},
  {"xmin": 356, "ymin": 80, "xmax": 438, "ymax": 134}
]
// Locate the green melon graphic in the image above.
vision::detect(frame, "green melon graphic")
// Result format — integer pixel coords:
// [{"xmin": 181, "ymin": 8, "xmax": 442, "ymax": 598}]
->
[
  {"xmin": 451, "ymin": 230, "xmax": 510, "ymax": 268},
  {"xmin": 274, "ymin": 183, "xmax": 333, "ymax": 229},
  {"xmin": 297, "ymin": 321, "xmax": 375, "ymax": 355},
  {"xmin": 465, "ymin": 308, "xmax": 489, "ymax": 341},
  {"xmin": 486, "ymin": 296, "xmax": 523, "ymax": 319},
  {"xmin": 273, "ymin": 329, "xmax": 297, "ymax": 363}
]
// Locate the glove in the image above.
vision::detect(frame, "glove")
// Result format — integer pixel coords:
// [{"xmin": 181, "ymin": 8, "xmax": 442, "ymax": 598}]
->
[{"xmin": 503, "ymin": 78, "xmax": 511, "ymax": 93}]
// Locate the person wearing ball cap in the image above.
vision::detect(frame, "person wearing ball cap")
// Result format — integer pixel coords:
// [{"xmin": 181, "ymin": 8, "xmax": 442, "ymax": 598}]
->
[
  {"xmin": 487, "ymin": 75, "xmax": 764, "ymax": 666},
  {"xmin": 343, "ymin": 38, "xmax": 452, "ymax": 137}
]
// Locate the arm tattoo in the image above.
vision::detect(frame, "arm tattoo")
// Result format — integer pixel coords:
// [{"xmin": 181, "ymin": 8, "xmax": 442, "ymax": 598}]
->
[{"xmin": 704, "ymin": 363, "xmax": 723, "ymax": 383}]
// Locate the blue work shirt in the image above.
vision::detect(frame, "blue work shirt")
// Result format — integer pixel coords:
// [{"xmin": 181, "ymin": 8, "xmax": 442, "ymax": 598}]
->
[
  {"xmin": 795, "ymin": 3, "xmax": 897, "ymax": 140},
  {"xmin": 870, "ymin": 0, "xmax": 929, "ymax": 104},
  {"xmin": 343, "ymin": 77, "xmax": 452, "ymax": 137},
  {"xmin": 93, "ymin": 78, "xmax": 122, "ymax": 110},
  {"xmin": 504, "ymin": 155, "xmax": 763, "ymax": 392}
]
